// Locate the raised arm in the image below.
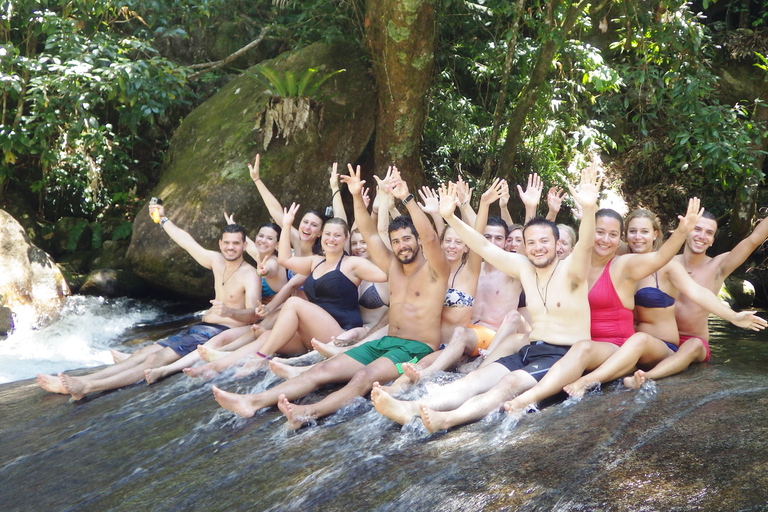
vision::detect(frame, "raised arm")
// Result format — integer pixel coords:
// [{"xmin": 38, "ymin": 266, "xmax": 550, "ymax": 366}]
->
[
  {"xmin": 466, "ymin": 179, "xmax": 505, "ymax": 274},
  {"xmin": 624, "ymin": 198, "xmax": 703, "ymax": 282},
  {"xmin": 498, "ymin": 180, "xmax": 514, "ymax": 227},
  {"xmin": 720, "ymin": 215, "xmax": 768, "ymax": 277},
  {"xmin": 455, "ymin": 176, "xmax": 477, "ymax": 227},
  {"xmin": 276, "ymin": 203, "xmax": 316, "ymax": 275},
  {"xmin": 374, "ymin": 178, "xmax": 394, "ymax": 251},
  {"xmin": 149, "ymin": 203, "xmax": 217, "ymax": 269},
  {"xmin": 249, "ymin": 154, "xmax": 302, "ymax": 250},
  {"xmin": 667, "ymin": 261, "xmax": 767, "ymax": 330},
  {"xmin": 566, "ymin": 163, "xmax": 600, "ymax": 280},
  {"xmin": 388, "ymin": 167, "xmax": 449, "ymax": 277},
  {"xmin": 341, "ymin": 164, "xmax": 393, "ymax": 272},
  {"xmin": 440, "ymin": 186, "xmax": 526, "ymax": 279},
  {"xmin": 546, "ymin": 187, "xmax": 566, "ymax": 222},
  {"xmin": 330, "ymin": 162, "xmax": 347, "ymax": 224},
  {"xmin": 517, "ymin": 173, "xmax": 543, "ymax": 224},
  {"xmin": 417, "ymin": 186, "xmax": 445, "ymax": 234}
]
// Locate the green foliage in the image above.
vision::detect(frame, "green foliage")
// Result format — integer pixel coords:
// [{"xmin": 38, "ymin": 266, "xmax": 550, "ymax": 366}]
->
[
  {"xmin": 602, "ymin": 1, "xmax": 766, "ymax": 193},
  {"xmin": 1, "ymin": 0, "xmax": 191, "ymax": 220},
  {"xmin": 245, "ymin": 65, "xmax": 345, "ymax": 99},
  {"xmin": 111, "ymin": 221, "xmax": 133, "ymax": 241}
]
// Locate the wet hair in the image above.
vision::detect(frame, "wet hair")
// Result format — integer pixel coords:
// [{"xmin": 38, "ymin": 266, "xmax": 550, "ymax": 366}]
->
[
  {"xmin": 625, "ymin": 209, "xmax": 663, "ymax": 251},
  {"xmin": 221, "ymin": 224, "xmax": 246, "ymax": 242},
  {"xmin": 596, "ymin": 208, "xmax": 624, "ymax": 234},
  {"xmin": 388, "ymin": 215, "xmax": 419, "ymax": 239},
  {"xmin": 523, "ymin": 217, "xmax": 559, "ymax": 241},
  {"xmin": 323, "ymin": 217, "xmax": 349, "ymax": 237},
  {"xmin": 557, "ymin": 224, "xmax": 577, "ymax": 246},
  {"xmin": 487, "ymin": 216, "xmax": 509, "ymax": 238}
]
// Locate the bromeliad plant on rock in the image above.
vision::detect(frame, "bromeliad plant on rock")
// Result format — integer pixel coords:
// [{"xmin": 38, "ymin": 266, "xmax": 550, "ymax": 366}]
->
[{"xmin": 245, "ymin": 65, "xmax": 345, "ymax": 149}]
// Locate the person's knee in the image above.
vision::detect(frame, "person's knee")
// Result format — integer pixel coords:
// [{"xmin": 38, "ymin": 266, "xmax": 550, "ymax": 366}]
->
[
  {"xmin": 569, "ymin": 340, "xmax": 593, "ymax": 358},
  {"xmin": 348, "ymin": 367, "xmax": 378, "ymax": 392}
]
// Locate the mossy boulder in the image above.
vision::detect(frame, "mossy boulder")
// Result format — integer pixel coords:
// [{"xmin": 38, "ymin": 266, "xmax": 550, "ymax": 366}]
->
[{"xmin": 128, "ymin": 42, "xmax": 376, "ymax": 298}]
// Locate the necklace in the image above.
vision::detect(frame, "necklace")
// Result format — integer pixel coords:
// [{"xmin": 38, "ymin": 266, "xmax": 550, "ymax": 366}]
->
[
  {"xmin": 535, "ymin": 259, "xmax": 559, "ymax": 311},
  {"xmin": 222, "ymin": 260, "xmax": 244, "ymax": 285}
]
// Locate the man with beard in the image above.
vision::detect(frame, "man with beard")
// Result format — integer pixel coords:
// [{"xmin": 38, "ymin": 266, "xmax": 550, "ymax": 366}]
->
[
  {"xmin": 212, "ymin": 166, "xmax": 450, "ymax": 429},
  {"xmin": 37, "ymin": 203, "xmax": 261, "ymax": 400},
  {"xmin": 623, "ymin": 211, "xmax": 768, "ymax": 388},
  {"xmin": 371, "ymin": 164, "xmax": 600, "ymax": 432}
]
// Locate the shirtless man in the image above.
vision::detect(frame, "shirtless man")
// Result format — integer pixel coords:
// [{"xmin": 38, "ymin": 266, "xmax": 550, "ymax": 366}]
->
[
  {"xmin": 371, "ymin": 164, "xmax": 600, "ymax": 432},
  {"xmin": 625, "ymin": 211, "xmax": 768, "ymax": 388},
  {"xmin": 37, "ymin": 203, "xmax": 261, "ymax": 400},
  {"xmin": 396, "ymin": 183, "xmax": 525, "ymax": 385},
  {"xmin": 211, "ymin": 166, "xmax": 451, "ymax": 429}
]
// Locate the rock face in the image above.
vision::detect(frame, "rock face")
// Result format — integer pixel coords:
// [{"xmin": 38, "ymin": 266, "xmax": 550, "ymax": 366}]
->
[
  {"xmin": 0, "ymin": 210, "xmax": 69, "ymax": 328},
  {"xmin": 128, "ymin": 42, "xmax": 376, "ymax": 298}
]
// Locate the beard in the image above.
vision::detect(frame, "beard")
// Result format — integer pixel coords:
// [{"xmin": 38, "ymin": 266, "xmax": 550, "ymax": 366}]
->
[
  {"xmin": 396, "ymin": 245, "xmax": 420, "ymax": 264},
  {"xmin": 530, "ymin": 252, "xmax": 557, "ymax": 269}
]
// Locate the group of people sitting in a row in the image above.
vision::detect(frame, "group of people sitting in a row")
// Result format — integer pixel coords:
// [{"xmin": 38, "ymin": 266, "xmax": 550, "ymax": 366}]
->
[{"xmin": 37, "ymin": 156, "xmax": 768, "ymax": 432}]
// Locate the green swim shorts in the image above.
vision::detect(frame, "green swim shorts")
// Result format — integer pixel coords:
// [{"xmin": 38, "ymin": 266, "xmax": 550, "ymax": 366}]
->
[{"xmin": 345, "ymin": 335, "xmax": 433, "ymax": 368}]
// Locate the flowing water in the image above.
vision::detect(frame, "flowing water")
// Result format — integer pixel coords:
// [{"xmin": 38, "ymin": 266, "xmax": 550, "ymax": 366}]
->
[{"xmin": 1, "ymin": 299, "xmax": 767, "ymax": 511}]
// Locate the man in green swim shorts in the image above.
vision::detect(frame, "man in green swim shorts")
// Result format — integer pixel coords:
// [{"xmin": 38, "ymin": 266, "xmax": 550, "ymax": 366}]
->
[{"xmin": 212, "ymin": 166, "xmax": 450, "ymax": 429}]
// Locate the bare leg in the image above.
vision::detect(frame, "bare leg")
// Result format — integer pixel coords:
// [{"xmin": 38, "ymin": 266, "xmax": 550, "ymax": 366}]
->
[
  {"xmin": 60, "ymin": 347, "xmax": 180, "ymax": 400},
  {"xmin": 197, "ymin": 346, "xmax": 227, "ymax": 362},
  {"xmin": 638, "ymin": 338, "xmax": 708, "ymax": 381},
  {"xmin": 186, "ymin": 332, "xmax": 271, "ymax": 378},
  {"xmin": 269, "ymin": 359, "xmax": 312, "ymax": 380},
  {"xmin": 145, "ymin": 349, "xmax": 202, "ymax": 385},
  {"xmin": 111, "ymin": 350, "xmax": 130, "ymax": 363},
  {"xmin": 373, "ymin": 363, "xmax": 512, "ymax": 425},
  {"xmin": 564, "ymin": 333, "xmax": 671, "ymax": 397},
  {"xmin": 419, "ymin": 371, "xmax": 537, "ymax": 432},
  {"xmin": 504, "ymin": 340, "xmax": 617, "ymax": 416},
  {"xmin": 257, "ymin": 297, "xmax": 345, "ymax": 357},
  {"xmin": 213, "ymin": 353, "xmax": 365, "ymax": 417},
  {"xmin": 277, "ymin": 357, "xmax": 401, "ymax": 429}
]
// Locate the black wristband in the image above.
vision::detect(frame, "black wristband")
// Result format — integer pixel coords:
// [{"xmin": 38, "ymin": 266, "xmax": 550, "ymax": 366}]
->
[{"xmin": 402, "ymin": 194, "xmax": 414, "ymax": 205}]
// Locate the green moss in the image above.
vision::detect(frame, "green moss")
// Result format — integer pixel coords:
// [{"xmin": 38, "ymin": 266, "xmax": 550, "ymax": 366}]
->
[
  {"xmin": 411, "ymin": 52, "xmax": 432, "ymax": 70},
  {"xmin": 397, "ymin": 51, "xmax": 408, "ymax": 65},
  {"xmin": 387, "ymin": 20, "xmax": 411, "ymax": 43}
]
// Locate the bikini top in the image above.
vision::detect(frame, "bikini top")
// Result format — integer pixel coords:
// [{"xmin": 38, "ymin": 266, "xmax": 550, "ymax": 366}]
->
[
  {"xmin": 635, "ymin": 272, "xmax": 675, "ymax": 309},
  {"xmin": 358, "ymin": 283, "xmax": 388, "ymax": 309},
  {"xmin": 443, "ymin": 261, "xmax": 475, "ymax": 308},
  {"xmin": 261, "ymin": 268, "xmax": 290, "ymax": 299}
]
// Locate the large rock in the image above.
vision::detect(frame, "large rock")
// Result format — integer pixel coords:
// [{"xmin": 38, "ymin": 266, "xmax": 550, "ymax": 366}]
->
[
  {"xmin": 128, "ymin": 42, "xmax": 376, "ymax": 298},
  {"xmin": 0, "ymin": 210, "xmax": 69, "ymax": 328}
]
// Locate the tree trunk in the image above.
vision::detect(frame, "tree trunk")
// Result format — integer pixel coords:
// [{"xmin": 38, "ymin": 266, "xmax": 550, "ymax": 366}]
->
[
  {"xmin": 491, "ymin": 0, "xmax": 589, "ymax": 184},
  {"xmin": 365, "ymin": 0, "xmax": 436, "ymax": 187}
]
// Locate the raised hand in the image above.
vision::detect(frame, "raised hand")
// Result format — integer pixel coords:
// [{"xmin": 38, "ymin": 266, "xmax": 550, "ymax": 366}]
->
[
  {"xmin": 255, "ymin": 253, "xmax": 271, "ymax": 277},
  {"xmin": 387, "ymin": 166, "xmax": 410, "ymax": 200},
  {"xmin": 329, "ymin": 162, "xmax": 340, "ymax": 191},
  {"xmin": 547, "ymin": 187, "xmax": 566, "ymax": 214},
  {"xmin": 517, "ymin": 173, "xmax": 543, "ymax": 210},
  {"xmin": 499, "ymin": 180, "xmax": 511, "ymax": 209},
  {"xmin": 481, "ymin": 178, "xmax": 505, "ymax": 206},
  {"xmin": 248, "ymin": 154, "xmax": 260, "ymax": 181},
  {"xmin": 418, "ymin": 186, "xmax": 440, "ymax": 214},
  {"xmin": 733, "ymin": 311, "xmax": 768, "ymax": 331},
  {"xmin": 676, "ymin": 197, "xmax": 704, "ymax": 234},
  {"xmin": 283, "ymin": 202, "xmax": 300, "ymax": 228},
  {"xmin": 341, "ymin": 163, "xmax": 366, "ymax": 196},
  {"xmin": 455, "ymin": 176, "xmax": 472, "ymax": 207},
  {"xmin": 567, "ymin": 162, "xmax": 602, "ymax": 210},
  {"xmin": 438, "ymin": 182, "xmax": 459, "ymax": 219},
  {"xmin": 223, "ymin": 211, "xmax": 236, "ymax": 225},
  {"xmin": 362, "ymin": 187, "xmax": 371, "ymax": 209}
]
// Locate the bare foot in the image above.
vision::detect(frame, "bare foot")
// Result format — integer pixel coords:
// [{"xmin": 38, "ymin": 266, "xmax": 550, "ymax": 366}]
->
[
  {"xmin": 59, "ymin": 373, "xmax": 88, "ymax": 401},
  {"xmin": 419, "ymin": 403, "xmax": 452, "ymax": 433},
  {"xmin": 111, "ymin": 349, "xmax": 130, "ymax": 363},
  {"xmin": 563, "ymin": 378, "xmax": 599, "ymax": 398},
  {"xmin": 503, "ymin": 399, "xmax": 525, "ymax": 421},
  {"xmin": 197, "ymin": 345, "xmax": 226, "ymax": 362},
  {"xmin": 623, "ymin": 369, "xmax": 647, "ymax": 390},
  {"xmin": 370, "ymin": 382, "xmax": 420, "ymax": 425},
  {"xmin": 144, "ymin": 367, "xmax": 167, "ymax": 385},
  {"xmin": 233, "ymin": 357, "xmax": 268, "ymax": 378},
  {"xmin": 212, "ymin": 385, "xmax": 257, "ymax": 417},
  {"xmin": 401, "ymin": 362, "xmax": 423, "ymax": 383},
  {"xmin": 37, "ymin": 373, "xmax": 68, "ymax": 394},
  {"xmin": 277, "ymin": 394, "xmax": 311, "ymax": 430},
  {"xmin": 268, "ymin": 360, "xmax": 309, "ymax": 380},
  {"xmin": 311, "ymin": 338, "xmax": 342, "ymax": 358},
  {"xmin": 183, "ymin": 365, "xmax": 219, "ymax": 380}
]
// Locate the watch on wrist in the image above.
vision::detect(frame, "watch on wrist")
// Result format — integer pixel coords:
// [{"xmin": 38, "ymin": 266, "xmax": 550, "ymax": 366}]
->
[{"xmin": 402, "ymin": 193, "xmax": 414, "ymax": 205}]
